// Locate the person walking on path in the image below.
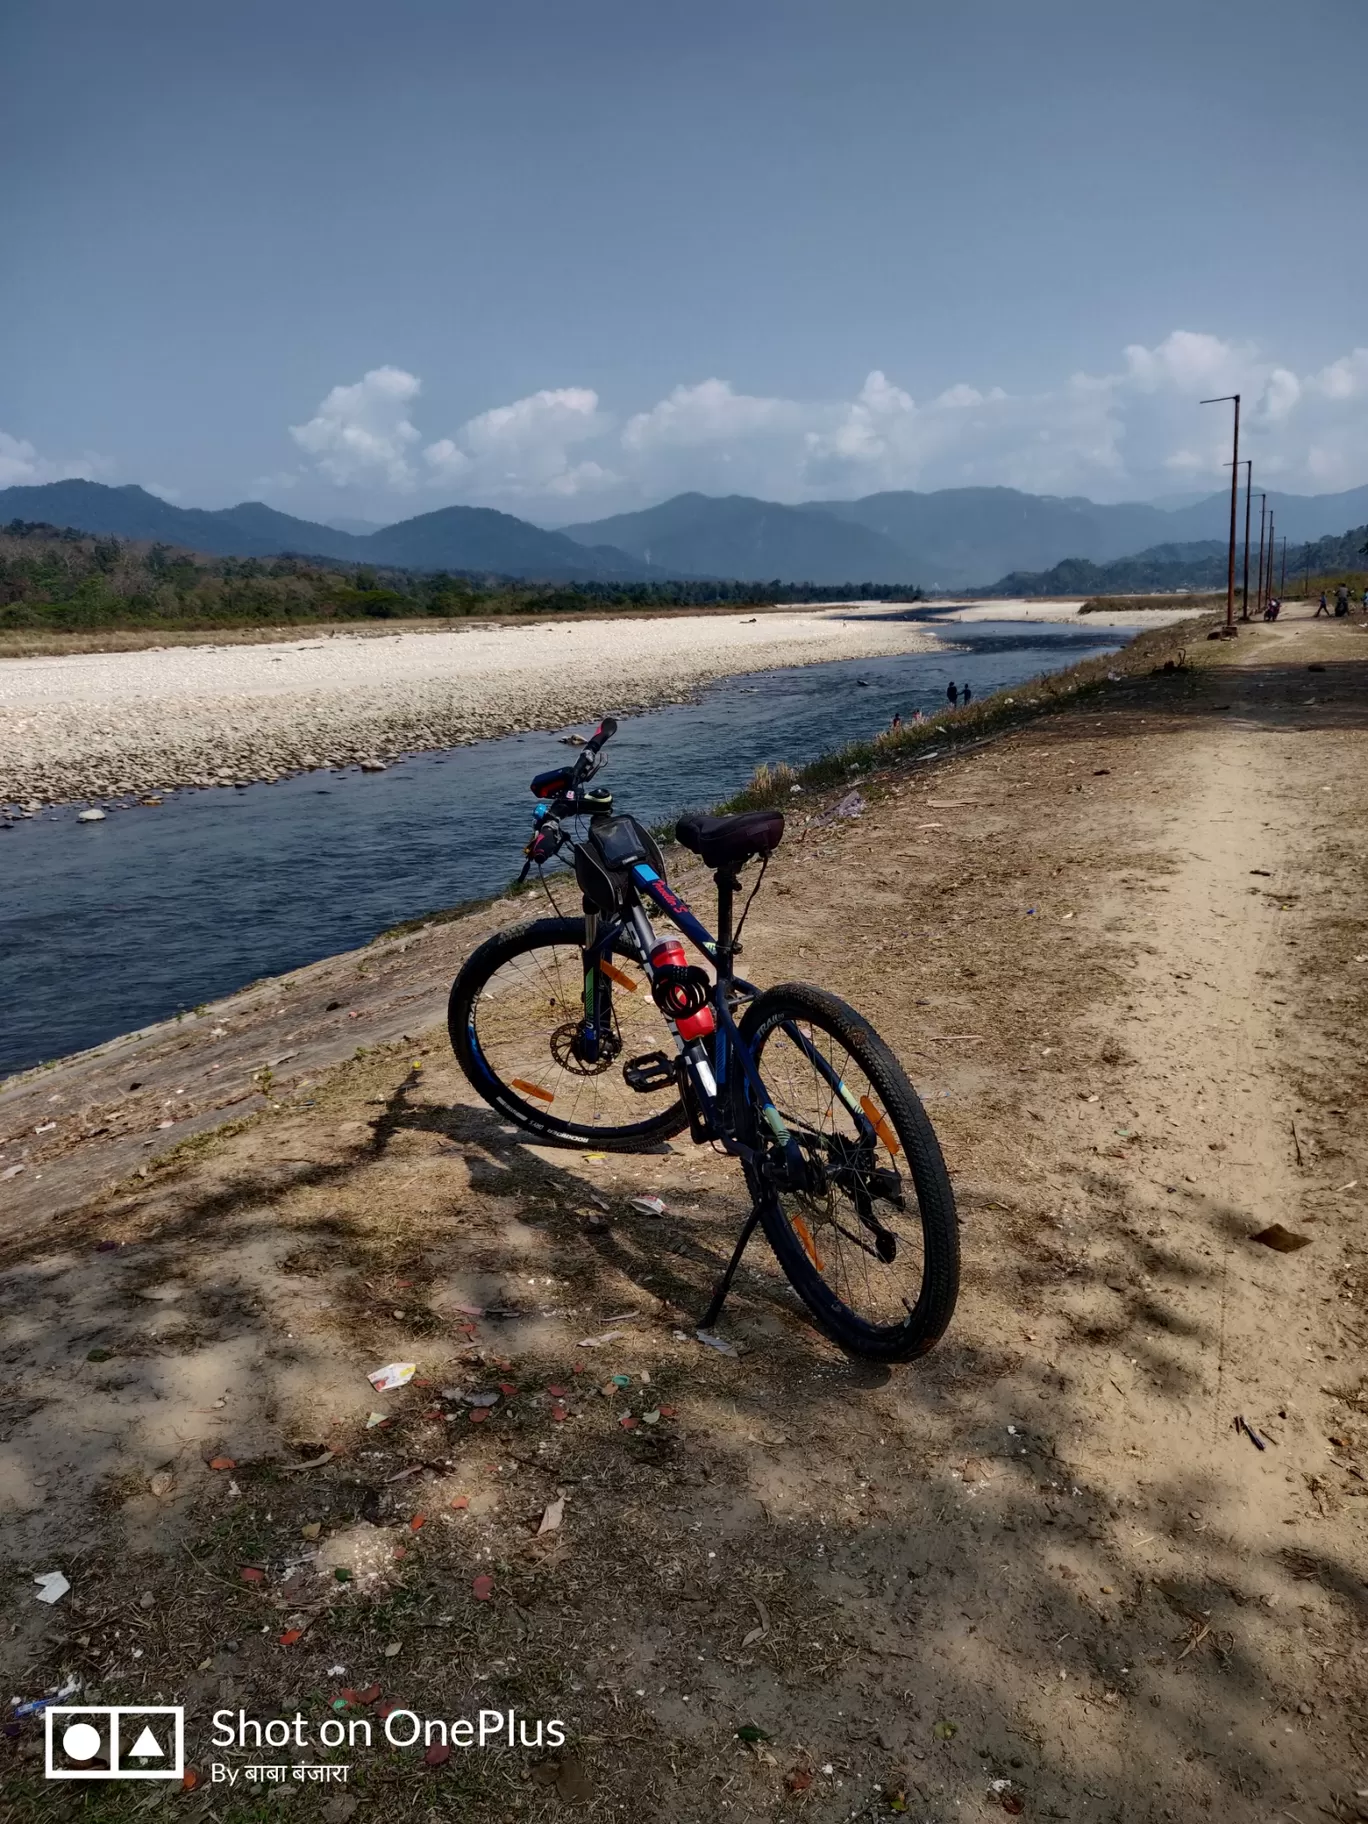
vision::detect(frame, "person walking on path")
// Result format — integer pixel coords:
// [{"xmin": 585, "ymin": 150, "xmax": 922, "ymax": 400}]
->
[
  {"xmin": 946, "ymin": 681, "xmax": 959, "ymax": 707},
  {"xmin": 1335, "ymin": 582, "xmax": 1350, "ymax": 617},
  {"xmin": 1361, "ymin": 585, "xmax": 1368, "ymax": 615},
  {"xmin": 1316, "ymin": 590, "xmax": 1330, "ymax": 617}
]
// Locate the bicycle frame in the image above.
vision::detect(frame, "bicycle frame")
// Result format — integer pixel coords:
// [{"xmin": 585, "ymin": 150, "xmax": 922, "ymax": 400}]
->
[{"xmin": 576, "ymin": 856, "xmax": 881, "ymax": 1178}]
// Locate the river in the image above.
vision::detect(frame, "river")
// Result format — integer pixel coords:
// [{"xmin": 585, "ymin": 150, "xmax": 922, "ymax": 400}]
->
[{"xmin": 0, "ymin": 620, "xmax": 1129, "ymax": 1076}]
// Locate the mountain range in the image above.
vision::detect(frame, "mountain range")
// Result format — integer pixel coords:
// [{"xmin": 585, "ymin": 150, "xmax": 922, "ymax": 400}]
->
[
  {"xmin": 560, "ymin": 484, "xmax": 1368, "ymax": 589},
  {"xmin": 4, "ymin": 476, "xmax": 1368, "ymax": 591},
  {"xmin": 0, "ymin": 481, "xmax": 659, "ymax": 583}
]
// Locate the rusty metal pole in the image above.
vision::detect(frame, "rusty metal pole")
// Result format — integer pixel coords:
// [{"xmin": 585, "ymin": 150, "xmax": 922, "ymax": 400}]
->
[
  {"xmin": 1262, "ymin": 492, "xmax": 1276, "ymax": 612},
  {"xmin": 1267, "ymin": 511, "xmax": 1275, "ymax": 608},
  {"xmin": 1201, "ymin": 393, "xmax": 1240, "ymax": 634},
  {"xmin": 1239, "ymin": 460, "xmax": 1252, "ymax": 619}
]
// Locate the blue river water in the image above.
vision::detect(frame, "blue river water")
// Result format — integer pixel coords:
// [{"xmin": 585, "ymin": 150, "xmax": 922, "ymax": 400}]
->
[{"xmin": 0, "ymin": 620, "xmax": 1127, "ymax": 1076}]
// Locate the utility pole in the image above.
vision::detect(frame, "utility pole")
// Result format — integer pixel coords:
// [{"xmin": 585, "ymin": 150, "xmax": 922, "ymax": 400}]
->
[
  {"xmin": 1231, "ymin": 458, "xmax": 1252, "ymax": 620},
  {"xmin": 1262, "ymin": 492, "xmax": 1276, "ymax": 612},
  {"xmin": 1201, "ymin": 393, "xmax": 1240, "ymax": 634},
  {"xmin": 1267, "ymin": 510, "xmax": 1275, "ymax": 608},
  {"xmin": 1280, "ymin": 536, "xmax": 1287, "ymax": 599}
]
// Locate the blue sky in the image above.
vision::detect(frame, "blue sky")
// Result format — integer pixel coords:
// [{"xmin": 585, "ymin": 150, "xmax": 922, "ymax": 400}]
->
[{"xmin": 3, "ymin": 0, "xmax": 1366, "ymax": 522}]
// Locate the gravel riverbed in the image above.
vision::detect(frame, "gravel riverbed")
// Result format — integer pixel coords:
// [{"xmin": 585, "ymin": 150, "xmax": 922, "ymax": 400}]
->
[{"xmin": 0, "ymin": 609, "xmax": 942, "ymax": 808}]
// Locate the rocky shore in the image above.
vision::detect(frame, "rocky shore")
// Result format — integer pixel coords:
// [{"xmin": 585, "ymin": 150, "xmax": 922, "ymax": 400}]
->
[{"xmin": 0, "ymin": 609, "xmax": 940, "ymax": 809}]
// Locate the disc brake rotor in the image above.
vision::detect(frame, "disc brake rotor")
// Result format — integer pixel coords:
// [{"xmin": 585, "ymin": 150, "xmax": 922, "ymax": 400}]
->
[{"xmin": 550, "ymin": 1020, "xmax": 622, "ymax": 1077}]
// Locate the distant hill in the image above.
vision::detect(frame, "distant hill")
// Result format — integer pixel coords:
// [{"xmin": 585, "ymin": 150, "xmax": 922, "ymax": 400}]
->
[
  {"xmin": 807, "ymin": 488, "xmax": 1173, "ymax": 587},
  {"xmin": 0, "ymin": 481, "xmax": 660, "ymax": 583},
  {"xmin": 558, "ymin": 492, "xmax": 915, "ymax": 585},
  {"xmin": 977, "ymin": 540, "xmax": 1232, "ymax": 598},
  {"xmin": 978, "ymin": 517, "xmax": 1368, "ymax": 597},
  {"xmin": 1284, "ymin": 523, "xmax": 1368, "ymax": 587},
  {"xmin": 563, "ymin": 483, "xmax": 1368, "ymax": 589}
]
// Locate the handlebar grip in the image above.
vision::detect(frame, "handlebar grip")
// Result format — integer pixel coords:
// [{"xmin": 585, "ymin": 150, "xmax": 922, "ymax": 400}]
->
[{"xmin": 585, "ymin": 716, "xmax": 617, "ymax": 754}]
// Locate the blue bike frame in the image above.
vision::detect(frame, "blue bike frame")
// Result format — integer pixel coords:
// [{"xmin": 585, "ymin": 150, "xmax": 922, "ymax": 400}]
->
[{"xmin": 578, "ymin": 859, "xmax": 881, "ymax": 1174}]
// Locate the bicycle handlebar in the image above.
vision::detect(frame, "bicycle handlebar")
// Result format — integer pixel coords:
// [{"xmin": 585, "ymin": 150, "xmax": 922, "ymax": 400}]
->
[
  {"xmin": 519, "ymin": 716, "xmax": 618, "ymax": 880},
  {"xmin": 571, "ymin": 715, "xmax": 618, "ymax": 782}
]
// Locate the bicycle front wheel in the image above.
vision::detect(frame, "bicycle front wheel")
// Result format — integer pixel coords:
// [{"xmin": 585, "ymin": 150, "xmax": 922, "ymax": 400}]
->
[
  {"xmin": 450, "ymin": 917, "xmax": 689, "ymax": 1150},
  {"xmin": 738, "ymin": 982, "xmax": 959, "ymax": 1360}
]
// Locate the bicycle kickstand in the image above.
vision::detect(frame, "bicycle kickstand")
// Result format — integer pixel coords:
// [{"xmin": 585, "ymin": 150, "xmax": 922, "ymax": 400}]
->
[{"xmin": 699, "ymin": 1200, "xmax": 762, "ymax": 1332}]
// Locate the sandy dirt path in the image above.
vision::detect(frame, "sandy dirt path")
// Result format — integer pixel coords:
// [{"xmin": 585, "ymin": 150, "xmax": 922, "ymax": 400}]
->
[{"xmin": 1, "ymin": 608, "xmax": 1365, "ymax": 1823}]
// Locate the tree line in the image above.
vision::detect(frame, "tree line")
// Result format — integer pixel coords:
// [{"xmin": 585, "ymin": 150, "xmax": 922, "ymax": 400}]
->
[{"xmin": 0, "ymin": 520, "xmax": 923, "ymax": 631}]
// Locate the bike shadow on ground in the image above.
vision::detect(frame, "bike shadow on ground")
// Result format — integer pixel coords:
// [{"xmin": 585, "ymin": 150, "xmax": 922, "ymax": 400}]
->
[{"xmin": 369, "ymin": 1070, "xmax": 898, "ymax": 1390}]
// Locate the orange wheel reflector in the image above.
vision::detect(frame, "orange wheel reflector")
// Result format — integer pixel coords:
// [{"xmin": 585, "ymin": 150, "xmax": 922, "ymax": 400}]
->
[
  {"xmin": 600, "ymin": 962, "xmax": 638, "ymax": 991},
  {"xmin": 859, "ymin": 1095, "xmax": 901, "ymax": 1154},
  {"xmin": 791, "ymin": 1214, "xmax": 826, "ymax": 1273},
  {"xmin": 511, "ymin": 1078, "xmax": 555, "ymax": 1104}
]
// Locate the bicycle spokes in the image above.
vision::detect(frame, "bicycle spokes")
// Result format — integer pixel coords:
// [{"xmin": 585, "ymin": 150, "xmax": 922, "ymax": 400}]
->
[{"xmin": 753, "ymin": 1015, "xmax": 927, "ymax": 1330}]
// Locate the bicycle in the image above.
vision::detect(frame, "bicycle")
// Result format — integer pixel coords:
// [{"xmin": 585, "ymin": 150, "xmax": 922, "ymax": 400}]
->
[{"xmin": 448, "ymin": 717, "xmax": 959, "ymax": 1360}]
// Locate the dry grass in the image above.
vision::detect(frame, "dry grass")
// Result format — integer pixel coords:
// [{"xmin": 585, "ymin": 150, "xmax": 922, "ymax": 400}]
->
[{"xmin": 728, "ymin": 611, "xmax": 1215, "ymax": 810}]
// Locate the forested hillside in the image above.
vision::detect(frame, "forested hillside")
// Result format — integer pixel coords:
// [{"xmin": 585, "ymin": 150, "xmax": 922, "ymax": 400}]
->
[{"xmin": 0, "ymin": 522, "xmax": 922, "ymax": 631}]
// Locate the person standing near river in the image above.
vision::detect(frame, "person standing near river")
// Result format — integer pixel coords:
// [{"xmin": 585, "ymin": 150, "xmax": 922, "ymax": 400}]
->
[
  {"xmin": 946, "ymin": 681, "xmax": 959, "ymax": 707},
  {"xmin": 962, "ymin": 683, "xmax": 972, "ymax": 705}
]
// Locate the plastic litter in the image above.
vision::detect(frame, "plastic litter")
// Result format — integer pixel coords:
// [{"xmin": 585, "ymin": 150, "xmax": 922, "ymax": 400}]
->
[
  {"xmin": 462, "ymin": 1389, "xmax": 500, "ymax": 1407},
  {"xmin": 629, "ymin": 1196, "xmax": 666, "ymax": 1216},
  {"xmin": 577, "ymin": 1330, "xmax": 627, "ymax": 1348},
  {"xmin": 11, "ymin": 1677, "xmax": 79, "ymax": 1717},
  {"xmin": 695, "ymin": 1329, "xmax": 739, "ymax": 1357},
  {"xmin": 33, "ymin": 1571, "xmax": 69, "ymax": 1604},
  {"xmin": 537, "ymin": 1495, "xmax": 566, "ymax": 1536},
  {"xmin": 76, "ymin": 808, "xmax": 107, "ymax": 823},
  {"xmin": 1234, "ymin": 1415, "xmax": 1267, "ymax": 1450},
  {"xmin": 367, "ymin": 1362, "xmax": 417, "ymax": 1392}
]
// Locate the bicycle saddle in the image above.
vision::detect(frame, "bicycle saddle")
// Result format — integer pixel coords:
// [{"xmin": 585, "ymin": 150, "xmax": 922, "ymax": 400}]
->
[{"xmin": 675, "ymin": 809, "xmax": 785, "ymax": 869}]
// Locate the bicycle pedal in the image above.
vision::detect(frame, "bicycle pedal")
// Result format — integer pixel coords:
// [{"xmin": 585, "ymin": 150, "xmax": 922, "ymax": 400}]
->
[{"xmin": 623, "ymin": 1050, "xmax": 678, "ymax": 1093}]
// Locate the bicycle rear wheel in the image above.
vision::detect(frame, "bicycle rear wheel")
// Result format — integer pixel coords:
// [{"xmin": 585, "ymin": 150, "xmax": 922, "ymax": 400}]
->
[
  {"xmin": 450, "ymin": 917, "xmax": 688, "ymax": 1150},
  {"xmin": 737, "ymin": 981, "xmax": 958, "ymax": 1360}
]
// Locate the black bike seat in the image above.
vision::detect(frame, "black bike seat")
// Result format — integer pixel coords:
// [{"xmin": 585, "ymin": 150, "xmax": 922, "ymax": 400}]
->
[{"xmin": 675, "ymin": 809, "xmax": 785, "ymax": 869}]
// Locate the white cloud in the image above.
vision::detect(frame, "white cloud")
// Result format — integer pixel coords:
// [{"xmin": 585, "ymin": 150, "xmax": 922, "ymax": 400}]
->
[
  {"xmin": 0, "ymin": 429, "xmax": 102, "ymax": 489},
  {"xmin": 289, "ymin": 366, "xmax": 423, "ymax": 489},
  {"xmin": 426, "ymin": 385, "xmax": 614, "ymax": 500},
  {"xmin": 1309, "ymin": 348, "xmax": 1368, "ymax": 402},
  {"xmin": 623, "ymin": 378, "xmax": 807, "ymax": 451},
  {"xmin": 285, "ymin": 333, "xmax": 1368, "ymax": 516}
]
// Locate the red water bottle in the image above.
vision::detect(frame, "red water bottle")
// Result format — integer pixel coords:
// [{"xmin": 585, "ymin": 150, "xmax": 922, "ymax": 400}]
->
[{"xmin": 649, "ymin": 937, "xmax": 716, "ymax": 1041}]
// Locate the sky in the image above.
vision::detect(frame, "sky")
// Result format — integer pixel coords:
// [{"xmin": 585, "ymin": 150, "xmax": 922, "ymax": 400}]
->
[{"xmin": 3, "ymin": 0, "xmax": 1367, "ymax": 525}]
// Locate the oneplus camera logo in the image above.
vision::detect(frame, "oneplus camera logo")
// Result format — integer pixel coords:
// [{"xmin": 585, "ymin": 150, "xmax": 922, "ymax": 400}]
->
[{"xmin": 45, "ymin": 1705, "xmax": 185, "ymax": 1780}]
